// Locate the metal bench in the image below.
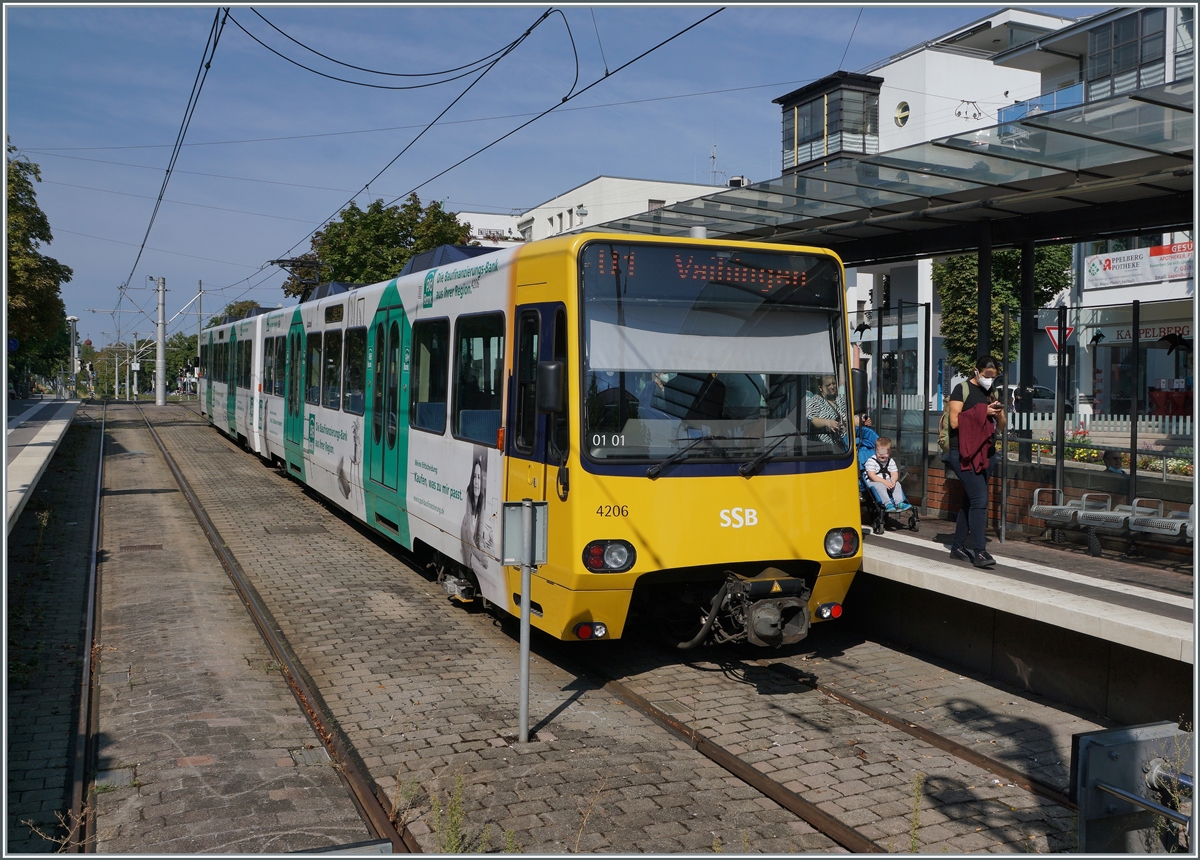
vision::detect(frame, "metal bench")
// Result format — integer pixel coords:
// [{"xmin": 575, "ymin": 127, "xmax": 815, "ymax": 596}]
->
[
  {"xmin": 1129, "ymin": 501, "xmax": 1194, "ymax": 544},
  {"xmin": 1030, "ymin": 489, "xmax": 1110, "ymax": 543}
]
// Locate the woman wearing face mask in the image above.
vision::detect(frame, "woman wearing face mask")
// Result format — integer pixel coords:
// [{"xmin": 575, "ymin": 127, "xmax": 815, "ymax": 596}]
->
[{"xmin": 947, "ymin": 355, "xmax": 1006, "ymax": 568}]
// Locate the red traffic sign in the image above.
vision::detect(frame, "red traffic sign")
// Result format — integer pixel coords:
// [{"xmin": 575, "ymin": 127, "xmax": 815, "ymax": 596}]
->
[{"xmin": 1045, "ymin": 325, "xmax": 1074, "ymax": 351}]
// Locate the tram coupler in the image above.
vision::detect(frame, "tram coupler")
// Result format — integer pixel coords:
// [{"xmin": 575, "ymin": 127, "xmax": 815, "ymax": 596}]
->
[{"xmin": 728, "ymin": 567, "xmax": 811, "ymax": 648}]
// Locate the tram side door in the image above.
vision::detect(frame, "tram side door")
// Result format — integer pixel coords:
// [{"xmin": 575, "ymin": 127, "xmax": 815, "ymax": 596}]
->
[
  {"xmin": 284, "ymin": 322, "xmax": 305, "ymax": 470},
  {"xmin": 505, "ymin": 303, "xmax": 567, "ymax": 505},
  {"xmin": 368, "ymin": 308, "xmax": 405, "ymax": 492}
]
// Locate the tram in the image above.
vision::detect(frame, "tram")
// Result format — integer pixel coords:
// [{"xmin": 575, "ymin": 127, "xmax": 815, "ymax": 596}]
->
[{"xmin": 199, "ymin": 233, "xmax": 866, "ymax": 648}]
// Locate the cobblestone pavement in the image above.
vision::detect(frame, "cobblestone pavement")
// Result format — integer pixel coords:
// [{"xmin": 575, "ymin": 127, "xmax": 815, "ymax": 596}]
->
[
  {"xmin": 150, "ymin": 402, "xmax": 1124, "ymax": 853},
  {"xmin": 6, "ymin": 405, "xmax": 101, "ymax": 852},
  {"xmin": 149, "ymin": 404, "xmax": 838, "ymax": 854},
  {"xmin": 91, "ymin": 406, "xmax": 368, "ymax": 852},
  {"xmin": 601, "ymin": 634, "xmax": 1089, "ymax": 854}
]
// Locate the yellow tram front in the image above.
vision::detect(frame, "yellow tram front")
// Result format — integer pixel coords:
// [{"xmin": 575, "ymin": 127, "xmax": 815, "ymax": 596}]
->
[{"xmin": 503, "ymin": 233, "xmax": 863, "ymax": 648}]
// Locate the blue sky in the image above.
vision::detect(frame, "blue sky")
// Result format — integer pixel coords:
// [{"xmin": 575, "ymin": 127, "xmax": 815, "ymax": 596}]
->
[{"xmin": 6, "ymin": 4, "xmax": 1097, "ymax": 348}]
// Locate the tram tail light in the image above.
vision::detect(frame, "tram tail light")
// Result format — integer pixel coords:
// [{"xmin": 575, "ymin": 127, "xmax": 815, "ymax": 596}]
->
[
  {"xmin": 816, "ymin": 602, "xmax": 843, "ymax": 620},
  {"xmin": 582, "ymin": 540, "xmax": 636, "ymax": 572},
  {"xmin": 574, "ymin": 621, "xmax": 608, "ymax": 640}
]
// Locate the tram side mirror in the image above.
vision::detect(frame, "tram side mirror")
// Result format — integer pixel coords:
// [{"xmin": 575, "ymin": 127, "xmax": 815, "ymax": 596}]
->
[
  {"xmin": 850, "ymin": 367, "xmax": 868, "ymax": 416},
  {"xmin": 536, "ymin": 361, "xmax": 566, "ymax": 414}
]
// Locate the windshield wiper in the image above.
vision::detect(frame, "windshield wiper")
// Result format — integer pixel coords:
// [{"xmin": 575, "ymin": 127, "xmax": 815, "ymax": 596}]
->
[
  {"xmin": 646, "ymin": 434, "xmax": 730, "ymax": 479},
  {"xmin": 739, "ymin": 432, "xmax": 801, "ymax": 479}
]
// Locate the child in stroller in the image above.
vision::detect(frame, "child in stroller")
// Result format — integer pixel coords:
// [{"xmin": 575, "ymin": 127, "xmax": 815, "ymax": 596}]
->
[{"xmin": 856, "ymin": 417, "xmax": 919, "ymax": 534}]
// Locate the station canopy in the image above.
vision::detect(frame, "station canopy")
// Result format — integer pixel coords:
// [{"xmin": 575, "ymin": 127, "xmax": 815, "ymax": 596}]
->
[{"xmin": 595, "ymin": 80, "xmax": 1194, "ymax": 267}]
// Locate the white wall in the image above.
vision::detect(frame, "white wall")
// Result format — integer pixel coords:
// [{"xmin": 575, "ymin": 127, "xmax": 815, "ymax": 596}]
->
[
  {"xmin": 516, "ymin": 176, "xmax": 718, "ymax": 242},
  {"xmin": 878, "ymin": 48, "xmax": 1047, "ymax": 151}
]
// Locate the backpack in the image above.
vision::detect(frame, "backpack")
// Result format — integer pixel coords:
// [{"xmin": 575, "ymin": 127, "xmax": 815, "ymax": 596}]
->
[{"xmin": 937, "ymin": 380, "xmax": 969, "ymax": 457}]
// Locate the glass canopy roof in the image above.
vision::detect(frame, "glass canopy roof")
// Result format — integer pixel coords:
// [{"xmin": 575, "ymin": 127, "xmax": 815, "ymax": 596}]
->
[{"xmin": 593, "ymin": 80, "xmax": 1194, "ymax": 264}]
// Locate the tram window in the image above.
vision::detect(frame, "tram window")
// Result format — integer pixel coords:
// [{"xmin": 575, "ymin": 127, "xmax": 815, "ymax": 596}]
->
[
  {"xmin": 200, "ymin": 343, "xmax": 207, "ymax": 377},
  {"xmin": 325, "ymin": 304, "xmax": 344, "ymax": 324},
  {"xmin": 305, "ymin": 333, "xmax": 322, "ymax": 405},
  {"xmin": 273, "ymin": 336, "xmax": 286, "ymax": 397},
  {"xmin": 241, "ymin": 340, "xmax": 252, "ymax": 389},
  {"xmin": 549, "ymin": 308, "xmax": 569, "ymax": 461},
  {"xmin": 513, "ymin": 311, "xmax": 539, "ymax": 453},
  {"xmin": 410, "ymin": 319, "xmax": 449, "ymax": 434},
  {"xmin": 322, "ymin": 330, "xmax": 342, "ymax": 410},
  {"xmin": 385, "ymin": 320, "xmax": 400, "ymax": 449},
  {"xmin": 452, "ymin": 313, "xmax": 505, "ymax": 446},
  {"xmin": 262, "ymin": 339, "xmax": 274, "ymax": 393},
  {"xmin": 342, "ymin": 327, "xmax": 367, "ymax": 415},
  {"xmin": 372, "ymin": 323, "xmax": 385, "ymax": 446}
]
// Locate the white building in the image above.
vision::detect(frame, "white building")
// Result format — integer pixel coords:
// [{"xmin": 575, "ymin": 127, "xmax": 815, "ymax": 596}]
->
[
  {"xmin": 514, "ymin": 176, "xmax": 719, "ymax": 243},
  {"xmin": 991, "ymin": 6, "xmax": 1194, "ymax": 415},
  {"xmin": 455, "ymin": 210, "xmax": 525, "ymax": 248}
]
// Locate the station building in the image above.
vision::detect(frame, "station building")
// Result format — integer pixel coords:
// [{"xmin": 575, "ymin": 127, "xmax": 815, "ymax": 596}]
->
[{"xmin": 991, "ymin": 5, "xmax": 1195, "ymax": 418}]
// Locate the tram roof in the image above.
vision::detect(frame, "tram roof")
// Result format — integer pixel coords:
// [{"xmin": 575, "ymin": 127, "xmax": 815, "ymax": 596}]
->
[{"xmin": 592, "ymin": 80, "xmax": 1194, "ymax": 267}]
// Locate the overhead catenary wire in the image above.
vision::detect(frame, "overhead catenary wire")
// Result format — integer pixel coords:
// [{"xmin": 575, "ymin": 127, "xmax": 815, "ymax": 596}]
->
[
  {"xmin": 114, "ymin": 7, "xmax": 228, "ymax": 339},
  {"xmin": 226, "ymin": 9, "xmax": 534, "ymax": 91},
  {"xmin": 591, "ymin": 8, "xmax": 610, "ymax": 76},
  {"xmin": 250, "ymin": 7, "xmax": 516, "ymax": 78},
  {"xmin": 838, "ymin": 8, "xmax": 864, "ymax": 70},
  {"xmin": 276, "ymin": 7, "xmax": 556, "ymax": 260},
  {"xmin": 381, "ymin": 8, "xmax": 726, "ymax": 209}
]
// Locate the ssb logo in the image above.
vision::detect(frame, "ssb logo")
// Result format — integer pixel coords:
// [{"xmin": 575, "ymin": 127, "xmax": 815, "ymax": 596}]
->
[{"xmin": 719, "ymin": 507, "xmax": 758, "ymax": 528}]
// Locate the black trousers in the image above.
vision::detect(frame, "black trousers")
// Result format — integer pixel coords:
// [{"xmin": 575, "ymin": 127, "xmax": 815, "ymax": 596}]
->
[{"xmin": 948, "ymin": 449, "xmax": 991, "ymax": 553}]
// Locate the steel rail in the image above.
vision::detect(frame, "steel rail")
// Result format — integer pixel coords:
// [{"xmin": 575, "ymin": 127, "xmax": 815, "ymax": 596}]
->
[
  {"xmin": 762, "ymin": 660, "xmax": 1078, "ymax": 812},
  {"xmin": 583, "ymin": 666, "xmax": 884, "ymax": 853},
  {"xmin": 68, "ymin": 401, "xmax": 106, "ymax": 852},
  {"xmin": 135, "ymin": 404, "xmax": 418, "ymax": 853}
]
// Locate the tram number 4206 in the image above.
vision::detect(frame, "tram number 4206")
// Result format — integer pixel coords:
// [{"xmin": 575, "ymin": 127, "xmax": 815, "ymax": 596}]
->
[{"xmin": 597, "ymin": 505, "xmax": 629, "ymax": 517}]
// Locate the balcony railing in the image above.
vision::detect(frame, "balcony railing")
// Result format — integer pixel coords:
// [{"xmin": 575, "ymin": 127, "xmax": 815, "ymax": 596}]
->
[{"xmin": 998, "ymin": 82, "xmax": 1084, "ymax": 136}]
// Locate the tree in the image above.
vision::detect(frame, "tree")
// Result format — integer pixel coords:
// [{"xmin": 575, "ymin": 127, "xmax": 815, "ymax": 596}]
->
[
  {"xmin": 933, "ymin": 244, "xmax": 1072, "ymax": 376},
  {"xmin": 164, "ymin": 331, "xmax": 198, "ymax": 389},
  {"xmin": 282, "ymin": 195, "xmax": 471, "ymax": 298},
  {"xmin": 7, "ymin": 138, "xmax": 73, "ymax": 384}
]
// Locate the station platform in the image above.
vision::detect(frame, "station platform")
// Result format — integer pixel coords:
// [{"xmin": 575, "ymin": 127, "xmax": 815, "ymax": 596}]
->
[
  {"xmin": 862, "ymin": 528, "xmax": 1193, "ymax": 663},
  {"xmin": 5, "ymin": 399, "xmax": 80, "ymax": 535},
  {"xmin": 855, "ymin": 524, "xmax": 1194, "ymax": 724}
]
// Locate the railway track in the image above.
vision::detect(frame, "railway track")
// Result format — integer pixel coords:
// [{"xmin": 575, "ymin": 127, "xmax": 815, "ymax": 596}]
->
[
  {"xmin": 131, "ymin": 404, "xmax": 418, "ymax": 853},
  {"xmin": 112, "ymin": 401, "xmax": 1086, "ymax": 853}
]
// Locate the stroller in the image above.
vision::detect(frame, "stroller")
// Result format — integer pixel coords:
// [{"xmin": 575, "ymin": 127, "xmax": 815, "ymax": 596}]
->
[{"xmin": 856, "ymin": 419, "xmax": 919, "ymax": 535}]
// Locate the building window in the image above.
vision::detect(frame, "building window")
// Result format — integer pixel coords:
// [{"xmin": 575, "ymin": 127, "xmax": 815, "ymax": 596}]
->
[
  {"xmin": 1177, "ymin": 7, "xmax": 1194, "ymax": 80},
  {"xmin": 648, "ymin": 199, "xmax": 665, "ymax": 211},
  {"xmin": 1087, "ymin": 9, "xmax": 1166, "ymax": 100},
  {"xmin": 781, "ymin": 89, "xmax": 879, "ymax": 170},
  {"xmin": 894, "ymin": 101, "xmax": 910, "ymax": 127}
]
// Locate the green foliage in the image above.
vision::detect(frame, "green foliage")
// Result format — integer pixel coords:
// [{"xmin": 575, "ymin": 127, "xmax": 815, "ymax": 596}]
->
[
  {"xmin": 282, "ymin": 195, "xmax": 471, "ymax": 299},
  {"xmin": 164, "ymin": 331, "xmax": 198, "ymax": 390},
  {"xmin": 7, "ymin": 138, "xmax": 73, "ymax": 375},
  {"xmin": 933, "ymin": 244, "xmax": 1072, "ymax": 376},
  {"xmin": 207, "ymin": 300, "xmax": 260, "ymax": 327}
]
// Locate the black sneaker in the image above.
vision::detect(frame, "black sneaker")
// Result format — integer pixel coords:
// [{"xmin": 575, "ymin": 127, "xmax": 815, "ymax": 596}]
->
[
  {"xmin": 948, "ymin": 546, "xmax": 974, "ymax": 562},
  {"xmin": 972, "ymin": 550, "xmax": 997, "ymax": 569}
]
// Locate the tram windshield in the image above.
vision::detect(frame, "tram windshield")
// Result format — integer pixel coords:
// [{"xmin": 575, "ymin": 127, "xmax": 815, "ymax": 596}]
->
[{"xmin": 580, "ymin": 242, "xmax": 851, "ymax": 465}]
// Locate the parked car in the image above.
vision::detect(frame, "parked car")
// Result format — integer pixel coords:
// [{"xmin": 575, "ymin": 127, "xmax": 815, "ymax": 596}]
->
[{"xmin": 1004, "ymin": 384, "xmax": 1072, "ymax": 413}]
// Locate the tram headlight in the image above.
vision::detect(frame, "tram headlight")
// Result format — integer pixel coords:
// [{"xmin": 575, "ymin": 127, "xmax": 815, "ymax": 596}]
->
[
  {"xmin": 824, "ymin": 528, "xmax": 860, "ymax": 558},
  {"xmin": 582, "ymin": 540, "xmax": 636, "ymax": 572}
]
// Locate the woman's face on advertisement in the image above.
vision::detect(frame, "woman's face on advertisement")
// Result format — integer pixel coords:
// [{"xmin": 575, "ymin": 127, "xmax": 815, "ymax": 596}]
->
[{"xmin": 472, "ymin": 462, "xmax": 482, "ymax": 496}]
